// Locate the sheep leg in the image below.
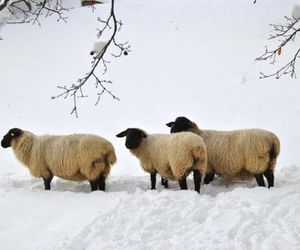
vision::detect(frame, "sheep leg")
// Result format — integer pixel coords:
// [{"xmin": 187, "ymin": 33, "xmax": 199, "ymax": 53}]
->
[
  {"xmin": 161, "ymin": 177, "xmax": 168, "ymax": 188},
  {"xmin": 150, "ymin": 172, "xmax": 156, "ymax": 190},
  {"xmin": 254, "ymin": 174, "xmax": 266, "ymax": 187},
  {"xmin": 163, "ymin": 179, "xmax": 168, "ymax": 188},
  {"xmin": 89, "ymin": 179, "xmax": 99, "ymax": 191},
  {"xmin": 161, "ymin": 176, "xmax": 165, "ymax": 185},
  {"xmin": 193, "ymin": 170, "xmax": 202, "ymax": 193},
  {"xmin": 204, "ymin": 173, "xmax": 215, "ymax": 184},
  {"xmin": 98, "ymin": 173, "xmax": 105, "ymax": 191},
  {"xmin": 42, "ymin": 175, "xmax": 53, "ymax": 190},
  {"xmin": 178, "ymin": 178, "xmax": 187, "ymax": 190},
  {"xmin": 263, "ymin": 169, "xmax": 274, "ymax": 188}
]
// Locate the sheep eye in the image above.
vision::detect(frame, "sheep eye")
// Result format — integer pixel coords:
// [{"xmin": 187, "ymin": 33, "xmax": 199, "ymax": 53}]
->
[{"xmin": 10, "ymin": 133, "xmax": 15, "ymax": 137}]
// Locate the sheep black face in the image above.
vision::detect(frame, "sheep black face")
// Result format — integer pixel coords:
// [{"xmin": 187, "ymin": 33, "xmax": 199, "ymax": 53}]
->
[
  {"xmin": 116, "ymin": 128, "xmax": 147, "ymax": 149},
  {"xmin": 1, "ymin": 128, "xmax": 23, "ymax": 148},
  {"xmin": 166, "ymin": 116, "xmax": 192, "ymax": 133}
]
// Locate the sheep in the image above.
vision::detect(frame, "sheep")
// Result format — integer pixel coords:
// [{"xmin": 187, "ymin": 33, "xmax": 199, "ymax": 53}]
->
[
  {"xmin": 161, "ymin": 176, "xmax": 169, "ymax": 188},
  {"xmin": 1, "ymin": 128, "xmax": 117, "ymax": 191},
  {"xmin": 116, "ymin": 128, "xmax": 207, "ymax": 193},
  {"xmin": 166, "ymin": 116, "xmax": 280, "ymax": 188}
]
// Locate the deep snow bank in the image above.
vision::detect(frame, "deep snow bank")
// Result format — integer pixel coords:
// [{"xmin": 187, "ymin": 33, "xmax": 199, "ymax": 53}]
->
[{"xmin": 0, "ymin": 166, "xmax": 299, "ymax": 250}]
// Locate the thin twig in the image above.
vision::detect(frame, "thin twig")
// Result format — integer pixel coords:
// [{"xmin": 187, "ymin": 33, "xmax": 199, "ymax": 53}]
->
[
  {"xmin": 52, "ymin": 0, "xmax": 130, "ymax": 117},
  {"xmin": 0, "ymin": 0, "xmax": 10, "ymax": 11},
  {"xmin": 256, "ymin": 15, "xmax": 300, "ymax": 79},
  {"xmin": 5, "ymin": 0, "xmax": 71, "ymax": 27},
  {"xmin": 259, "ymin": 48, "xmax": 300, "ymax": 79}
]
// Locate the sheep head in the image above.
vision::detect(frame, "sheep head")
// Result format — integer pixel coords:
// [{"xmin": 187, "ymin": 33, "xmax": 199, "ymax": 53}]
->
[
  {"xmin": 1, "ymin": 128, "xmax": 23, "ymax": 148},
  {"xmin": 166, "ymin": 116, "xmax": 196, "ymax": 133},
  {"xmin": 116, "ymin": 128, "xmax": 147, "ymax": 149}
]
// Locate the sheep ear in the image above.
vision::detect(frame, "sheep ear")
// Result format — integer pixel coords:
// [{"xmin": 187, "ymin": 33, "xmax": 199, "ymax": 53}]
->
[
  {"xmin": 166, "ymin": 122, "xmax": 175, "ymax": 128},
  {"xmin": 116, "ymin": 130, "xmax": 128, "ymax": 138},
  {"xmin": 140, "ymin": 131, "xmax": 147, "ymax": 138}
]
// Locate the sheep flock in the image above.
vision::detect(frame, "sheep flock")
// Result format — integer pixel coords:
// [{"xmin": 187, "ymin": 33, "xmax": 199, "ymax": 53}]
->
[{"xmin": 1, "ymin": 116, "xmax": 280, "ymax": 193}]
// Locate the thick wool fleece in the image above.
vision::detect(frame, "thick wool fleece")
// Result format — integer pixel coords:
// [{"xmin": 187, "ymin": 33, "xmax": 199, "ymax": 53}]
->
[
  {"xmin": 130, "ymin": 132, "xmax": 207, "ymax": 180},
  {"xmin": 11, "ymin": 131, "xmax": 117, "ymax": 181},
  {"xmin": 188, "ymin": 125, "xmax": 280, "ymax": 180}
]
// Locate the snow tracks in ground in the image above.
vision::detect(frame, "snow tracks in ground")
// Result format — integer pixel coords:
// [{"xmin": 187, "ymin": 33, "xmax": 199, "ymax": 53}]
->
[
  {"xmin": 0, "ymin": 166, "xmax": 299, "ymax": 250},
  {"xmin": 57, "ymin": 188, "xmax": 300, "ymax": 250}
]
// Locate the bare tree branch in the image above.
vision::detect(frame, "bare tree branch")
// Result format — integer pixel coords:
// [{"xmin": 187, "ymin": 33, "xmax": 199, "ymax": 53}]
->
[
  {"xmin": 256, "ymin": 15, "xmax": 300, "ymax": 79},
  {"xmin": 81, "ymin": 0, "xmax": 103, "ymax": 7},
  {"xmin": 259, "ymin": 48, "xmax": 300, "ymax": 79},
  {"xmin": 52, "ymin": 0, "xmax": 130, "ymax": 117},
  {"xmin": 1, "ymin": 0, "xmax": 129, "ymax": 116},
  {"xmin": 0, "ymin": 0, "xmax": 10, "ymax": 11},
  {"xmin": 2, "ymin": 0, "xmax": 71, "ymax": 26}
]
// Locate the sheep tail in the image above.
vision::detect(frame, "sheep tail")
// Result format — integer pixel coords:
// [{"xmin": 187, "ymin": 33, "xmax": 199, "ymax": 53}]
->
[
  {"xmin": 106, "ymin": 150, "xmax": 117, "ymax": 166},
  {"xmin": 268, "ymin": 135, "xmax": 280, "ymax": 171},
  {"xmin": 192, "ymin": 146, "xmax": 207, "ymax": 177}
]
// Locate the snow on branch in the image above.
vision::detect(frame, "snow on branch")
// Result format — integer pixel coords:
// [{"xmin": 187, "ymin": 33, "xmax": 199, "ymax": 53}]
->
[
  {"xmin": 2, "ymin": 0, "xmax": 71, "ymax": 26},
  {"xmin": 0, "ymin": 0, "xmax": 10, "ymax": 11},
  {"xmin": 256, "ymin": 8, "xmax": 300, "ymax": 79},
  {"xmin": 52, "ymin": 0, "xmax": 130, "ymax": 117}
]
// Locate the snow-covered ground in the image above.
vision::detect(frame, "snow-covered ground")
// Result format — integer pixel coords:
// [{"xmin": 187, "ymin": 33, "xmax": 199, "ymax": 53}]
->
[{"xmin": 0, "ymin": 0, "xmax": 300, "ymax": 249}]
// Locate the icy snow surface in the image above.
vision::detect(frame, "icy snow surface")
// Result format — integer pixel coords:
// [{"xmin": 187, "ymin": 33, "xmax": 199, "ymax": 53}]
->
[
  {"xmin": 0, "ymin": 0, "xmax": 300, "ymax": 249},
  {"xmin": 292, "ymin": 5, "xmax": 300, "ymax": 20}
]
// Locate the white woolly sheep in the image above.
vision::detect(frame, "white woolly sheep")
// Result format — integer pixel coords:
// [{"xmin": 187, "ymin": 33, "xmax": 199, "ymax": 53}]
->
[
  {"xmin": 166, "ymin": 117, "xmax": 280, "ymax": 188},
  {"xmin": 1, "ymin": 128, "xmax": 117, "ymax": 191},
  {"xmin": 116, "ymin": 128, "xmax": 207, "ymax": 193}
]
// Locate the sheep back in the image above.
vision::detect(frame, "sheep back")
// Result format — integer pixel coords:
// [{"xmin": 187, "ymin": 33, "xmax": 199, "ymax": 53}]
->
[
  {"xmin": 199, "ymin": 128, "xmax": 280, "ymax": 178},
  {"xmin": 12, "ymin": 132, "xmax": 116, "ymax": 181},
  {"xmin": 131, "ymin": 132, "xmax": 207, "ymax": 180}
]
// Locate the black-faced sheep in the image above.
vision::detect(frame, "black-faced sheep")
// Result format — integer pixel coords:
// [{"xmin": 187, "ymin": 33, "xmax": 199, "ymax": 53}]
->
[
  {"xmin": 1, "ymin": 128, "xmax": 117, "ymax": 191},
  {"xmin": 166, "ymin": 116, "xmax": 280, "ymax": 188},
  {"xmin": 116, "ymin": 128, "xmax": 207, "ymax": 193}
]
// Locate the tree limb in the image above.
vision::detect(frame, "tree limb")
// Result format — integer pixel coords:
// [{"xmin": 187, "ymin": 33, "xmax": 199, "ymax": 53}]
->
[
  {"xmin": 52, "ymin": 0, "xmax": 130, "ymax": 117},
  {"xmin": 0, "ymin": 0, "xmax": 10, "ymax": 11},
  {"xmin": 3, "ymin": 0, "xmax": 71, "ymax": 26},
  {"xmin": 256, "ymin": 16, "xmax": 300, "ymax": 79}
]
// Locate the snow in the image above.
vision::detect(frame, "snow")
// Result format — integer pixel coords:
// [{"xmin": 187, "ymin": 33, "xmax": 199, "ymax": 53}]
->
[
  {"xmin": 1, "ymin": 0, "xmax": 300, "ymax": 249},
  {"xmin": 292, "ymin": 5, "xmax": 300, "ymax": 20},
  {"xmin": 0, "ymin": 7, "xmax": 10, "ymax": 34},
  {"xmin": 0, "ymin": 7, "xmax": 10, "ymax": 24},
  {"xmin": 91, "ymin": 41, "xmax": 108, "ymax": 55},
  {"xmin": 1, "ymin": 169, "xmax": 300, "ymax": 250}
]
